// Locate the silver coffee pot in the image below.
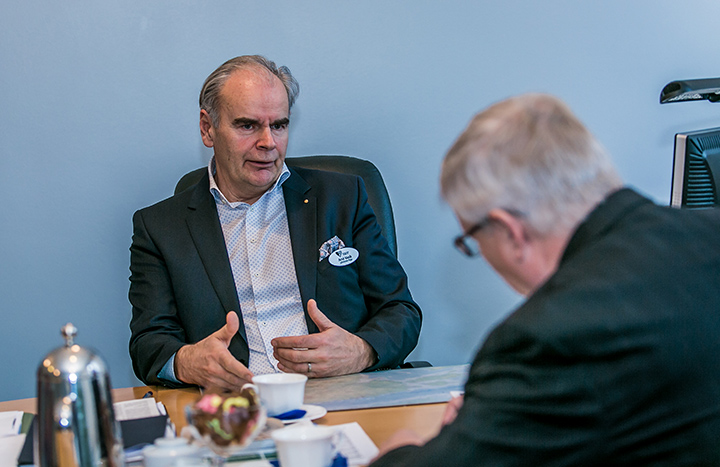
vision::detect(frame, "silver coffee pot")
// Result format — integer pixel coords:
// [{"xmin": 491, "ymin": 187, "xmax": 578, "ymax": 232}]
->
[{"xmin": 36, "ymin": 323, "xmax": 124, "ymax": 466}]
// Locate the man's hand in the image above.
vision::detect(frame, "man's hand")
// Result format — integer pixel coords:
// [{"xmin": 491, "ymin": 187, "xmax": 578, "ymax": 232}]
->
[
  {"xmin": 271, "ymin": 299, "xmax": 376, "ymax": 377},
  {"xmin": 175, "ymin": 311, "xmax": 254, "ymax": 390},
  {"xmin": 442, "ymin": 395, "xmax": 464, "ymax": 426},
  {"xmin": 372, "ymin": 396, "xmax": 462, "ymax": 461}
]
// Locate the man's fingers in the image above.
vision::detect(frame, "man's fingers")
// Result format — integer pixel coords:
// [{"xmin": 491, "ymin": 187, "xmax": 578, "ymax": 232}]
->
[
  {"xmin": 274, "ymin": 345, "xmax": 323, "ymax": 364},
  {"xmin": 274, "ymin": 304, "xmax": 374, "ymax": 377},
  {"xmin": 189, "ymin": 351, "xmax": 252, "ymax": 390},
  {"xmin": 442, "ymin": 396, "xmax": 464, "ymax": 426},
  {"xmin": 174, "ymin": 313, "xmax": 251, "ymax": 390},
  {"xmin": 272, "ymin": 333, "xmax": 321, "ymax": 350},
  {"xmin": 226, "ymin": 311, "xmax": 240, "ymax": 332},
  {"xmin": 215, "ymin": 311, "xmax": 240, "ymax": 347},
  {"xmin": 210, "ymin": 370, "xmax": 252, "ymax": 391},
  {"xmin": 219, "ymin": 351, "xmax": 254, "ymax": 383},
  {"xmin": 196, "ymin": 352, "xmax": 252, "ymax": 390},
  {"xmin": 277, "ymin": 360, "xmax": 328, "ymax": 378},
  {"xmin": 307, "ymin": 299, "xmax": 335, "ymax": 332}
]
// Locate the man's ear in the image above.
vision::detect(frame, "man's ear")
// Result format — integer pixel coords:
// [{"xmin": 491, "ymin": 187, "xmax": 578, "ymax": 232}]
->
[
  {"xmin": 199, "ymin": 110, "xmax": 215, "ymax": 148},
  {"xmin": 486, "ymin": 208, "xmax": 530, "ymax": 263}
]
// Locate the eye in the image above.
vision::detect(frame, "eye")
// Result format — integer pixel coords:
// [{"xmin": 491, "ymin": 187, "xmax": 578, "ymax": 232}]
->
[
  {"xmin": 271, "ymin": 122, "xmax": 288, "ymax": 131},
  {"xmin": 232, "ymin": 119, "xmax": 258, "ymax": 131}
]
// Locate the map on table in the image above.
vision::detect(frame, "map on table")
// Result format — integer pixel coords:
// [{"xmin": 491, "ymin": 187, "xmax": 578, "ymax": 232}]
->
[{"xmin": 303, "ymin": 364, "xmax": 470, "ymax": 411}]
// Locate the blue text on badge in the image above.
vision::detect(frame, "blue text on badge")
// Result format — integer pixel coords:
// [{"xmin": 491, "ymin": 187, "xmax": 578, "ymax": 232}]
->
[{"xmin": 329, "ymin": 247, "xmax": 359, "ymax": 267}]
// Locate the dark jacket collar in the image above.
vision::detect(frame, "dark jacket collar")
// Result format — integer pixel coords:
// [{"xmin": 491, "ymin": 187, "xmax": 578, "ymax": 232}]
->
[{"xmin": 561, "ymin": 188, "xmax": 651, "ymax": 265}]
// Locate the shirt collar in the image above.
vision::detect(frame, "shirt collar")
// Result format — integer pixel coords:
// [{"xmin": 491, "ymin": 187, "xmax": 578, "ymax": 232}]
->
[{"xmin": 208, "ymin": 156, "xmax": 291, "ymax": 206}]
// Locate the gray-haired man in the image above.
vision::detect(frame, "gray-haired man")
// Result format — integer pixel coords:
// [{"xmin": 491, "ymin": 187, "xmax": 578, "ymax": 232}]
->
[{"xmin": 373, "ymin": 93, "xmax": 720, "ymax": 466}]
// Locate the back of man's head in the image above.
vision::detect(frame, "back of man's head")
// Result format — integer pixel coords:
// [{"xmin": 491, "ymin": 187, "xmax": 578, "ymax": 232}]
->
[{"xmin": 441, "ymin": 93, "xmax": 623, "ymax": 236}]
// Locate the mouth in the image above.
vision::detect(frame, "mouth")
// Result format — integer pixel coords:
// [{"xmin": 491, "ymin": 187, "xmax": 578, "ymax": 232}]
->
[{"xmin": 246, "ymin": 159, "xmax": 277, "ymax": 169}]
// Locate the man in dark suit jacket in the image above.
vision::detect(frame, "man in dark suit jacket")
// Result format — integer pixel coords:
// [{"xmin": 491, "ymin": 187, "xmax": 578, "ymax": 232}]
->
[
  {"xmin": 129, "ymin": 55, "xmax": 421, "ymax": 389},
  {"xmin": 372, "ymin": 94, "xmax": 720, "ymax": 466}
]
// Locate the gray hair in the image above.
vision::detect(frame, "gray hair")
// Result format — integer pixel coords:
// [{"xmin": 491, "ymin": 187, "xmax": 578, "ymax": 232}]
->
[
  {"xmin": 199, "ymin": 55, "xmax": 300, "ymax": 126},
  {"xmin": 441, "ymin": 93, "xmax": 623, "ymax": 236}
]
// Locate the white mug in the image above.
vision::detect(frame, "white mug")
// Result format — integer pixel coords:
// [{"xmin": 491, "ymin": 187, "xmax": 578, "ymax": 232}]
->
[
  {"xmin": 251, "ymin": 373, "xmax": 308, "ymax": 417},
  {"xmin": 271, "ymin": 424, "xmax": 337, "ymax": 467}
]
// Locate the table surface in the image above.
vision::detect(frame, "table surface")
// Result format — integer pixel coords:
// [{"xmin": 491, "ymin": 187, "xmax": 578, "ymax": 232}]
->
[{"xmin": 0, "ymin": 385, "xmax": 447, "ymax": 449}]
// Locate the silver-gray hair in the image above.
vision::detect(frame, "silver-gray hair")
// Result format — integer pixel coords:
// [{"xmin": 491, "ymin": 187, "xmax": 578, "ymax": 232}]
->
[
  {"xmin": 199, "ymin": 55, "xmax": 300, "ymax": 126},
  {"xmin": 441, "ymin": 93, "xmax": 623, "ymax": 236}
]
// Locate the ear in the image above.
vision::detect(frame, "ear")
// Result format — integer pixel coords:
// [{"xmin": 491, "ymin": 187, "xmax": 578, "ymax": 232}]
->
[
  {"xmin": 199, "ymin": 110, "xmax": 215, "ymax": 148},
  {"xmin": 486, "ymin": 208, "xmax": 531, "ymax": 263}
]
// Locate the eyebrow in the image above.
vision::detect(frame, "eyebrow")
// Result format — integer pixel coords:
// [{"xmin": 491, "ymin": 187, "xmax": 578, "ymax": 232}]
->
[
  {"xmin": 231, "ymin": 117, "xmax": 290, "ymax": 127},
  {"xmin": 231, "ymin": 117, "xmax": 259, "ymax": 127}
]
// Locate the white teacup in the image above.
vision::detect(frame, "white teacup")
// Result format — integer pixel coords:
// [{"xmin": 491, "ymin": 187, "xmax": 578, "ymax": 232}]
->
[
  {"xmin": 251, "ymin": 373, "xmax": 308, "ymax": 417},
  {"xmin": 142, "ymin": 436, "xmax": 203, "ymax": 467},
  {"xmin": 271, "ymin": 424, "xmax": 336, "ymax": 467}
]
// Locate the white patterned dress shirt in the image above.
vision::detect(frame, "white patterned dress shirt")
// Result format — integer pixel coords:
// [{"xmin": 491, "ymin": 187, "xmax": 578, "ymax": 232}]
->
[{"xmin": 158, "ymin": 158, "xmax": 308, "ymax": 382}]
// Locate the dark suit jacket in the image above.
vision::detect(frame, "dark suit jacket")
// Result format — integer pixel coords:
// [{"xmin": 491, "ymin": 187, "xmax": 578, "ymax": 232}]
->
[
  {"xmin": 372, "ymin": 189, "xmax": 720, "ymax": 466},
  {"xmin": 129, "ymin": 167, "xmax": 422, "ymax": 386}
]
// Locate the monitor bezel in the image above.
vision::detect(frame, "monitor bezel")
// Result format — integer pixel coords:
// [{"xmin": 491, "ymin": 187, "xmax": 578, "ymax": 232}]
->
[{"xmin": 670, "ymin": 127, "xmax": 720, "ymax": 209}]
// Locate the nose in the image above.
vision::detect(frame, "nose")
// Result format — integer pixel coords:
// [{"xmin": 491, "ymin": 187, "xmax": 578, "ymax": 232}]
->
[{"xmin": 256, "ymin": 125, "xmax": 276, "ymax": 151}]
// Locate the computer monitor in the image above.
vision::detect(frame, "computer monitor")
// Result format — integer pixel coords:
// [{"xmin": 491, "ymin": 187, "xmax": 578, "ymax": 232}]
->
[{"xmin": 670, "ymin": 127, "xmax": 720, "ymax": 208}]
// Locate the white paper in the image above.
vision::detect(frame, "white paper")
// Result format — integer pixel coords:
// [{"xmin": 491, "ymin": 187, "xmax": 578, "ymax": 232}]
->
[
  {"xmin": 0, "ymin": 433, "xmax": 26, "ymax": 466},
  {"xmin": 333, "ymin": 422, "xmax": 379, "ymax": 466},
  {"xmin": 113, "ymin": 398, "xmax": 162, "ymax": 421},
  {"xmin": 0, "ymin": 411, "xmax": 23, "ymax": 437}
]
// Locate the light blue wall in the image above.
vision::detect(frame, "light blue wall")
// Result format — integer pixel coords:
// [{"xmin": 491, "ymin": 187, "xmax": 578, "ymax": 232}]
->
[{"xmin": 2, "ymin": 1, "xmax": 719, "ymax": 402}]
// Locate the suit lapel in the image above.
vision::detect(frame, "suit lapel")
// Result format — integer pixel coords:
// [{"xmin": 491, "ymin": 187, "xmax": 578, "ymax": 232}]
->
[
  {"xmin": 185, "ymin": 173, "xmax": 248, "ymax": 343},
  {"xmin": 283, "ymin": 168, "xmax": 319, "ymax": 333}
]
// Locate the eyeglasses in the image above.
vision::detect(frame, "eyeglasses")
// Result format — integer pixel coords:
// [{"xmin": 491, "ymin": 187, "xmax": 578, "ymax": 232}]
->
[
  {"xmin": 453, "ymin": 209, "xmax": 525, "ymax": 257},
  {"xmin": 453, "ymin": 218, "xmax": 490, "ymax": 257}
]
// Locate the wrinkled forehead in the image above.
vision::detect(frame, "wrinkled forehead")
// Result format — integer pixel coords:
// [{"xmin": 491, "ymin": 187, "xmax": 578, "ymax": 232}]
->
[{"xmin": 217, "ymin": 67, "xmax": 289, "ymax": 115}]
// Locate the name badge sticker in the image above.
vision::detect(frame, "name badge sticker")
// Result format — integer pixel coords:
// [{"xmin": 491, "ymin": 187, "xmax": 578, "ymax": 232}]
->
[{"xmin": 329, "ymin": 247, "xmax": 359, "ymax": 267}]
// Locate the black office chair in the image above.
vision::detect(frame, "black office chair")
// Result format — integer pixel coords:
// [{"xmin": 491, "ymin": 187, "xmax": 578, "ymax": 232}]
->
[
  {"xmin": 174, "ymin": 155, "xmax": 430, "ymax": 369},
  {"xmin": 175, "ymin": 155, "xmax": 398, "ymax": 257}
]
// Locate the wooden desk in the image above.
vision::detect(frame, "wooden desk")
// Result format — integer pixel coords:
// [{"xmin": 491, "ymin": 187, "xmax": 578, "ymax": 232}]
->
[{"xmin": 0, "ymin": 385, "xmax": 447, "ymax": 448}]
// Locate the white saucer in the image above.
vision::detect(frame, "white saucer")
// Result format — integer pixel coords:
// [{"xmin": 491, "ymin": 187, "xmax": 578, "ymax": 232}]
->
[{"xmin": 282, "ymin": 404, "xmax": 327, "ymax": 424}]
